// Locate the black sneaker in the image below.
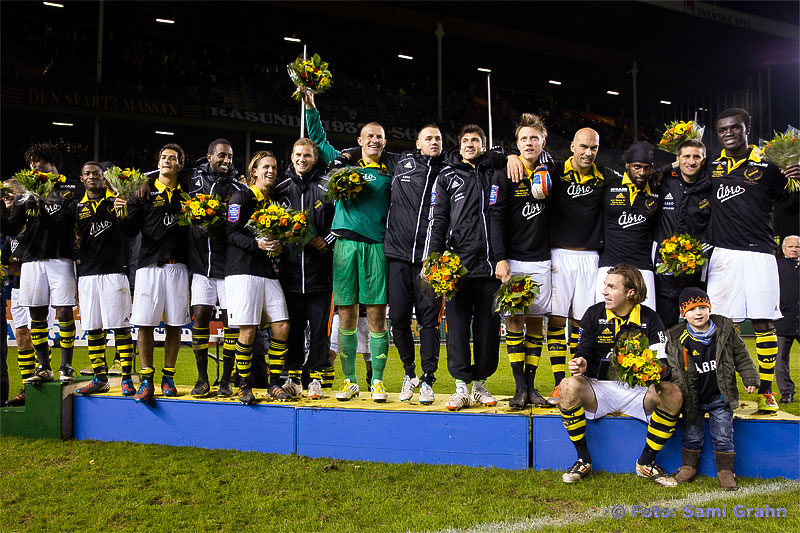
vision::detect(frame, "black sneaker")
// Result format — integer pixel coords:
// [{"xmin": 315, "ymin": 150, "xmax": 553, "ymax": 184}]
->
[
  {"xmin": 562, "ymin": 459, "xmax": 592, "ymax": 483},
  {"xmin": 26, "ymin": 366, "xmax": 55, "ymax": 384},
  {"xmin": 528, "ymin": 387, "xmax": 551, "ymax": 407},
  {"xmin": 190, "ymin": 378, "xmax": 210, "ymax": 397},
  {"xmin": 238, "ymin": 386, "xmax": 256, "ymax": 405},
  {"xmin": 217, "ymin": 380, "xmax": 233, "ymax": 397},
  {"xmin": 6, "ymin": 390, "xmax": 25, "ymax": 406},
  {"xmin": 59, "ymin": 365, "xmax": 76, "ymax": 383},
  {"xmin": 508, "ymin": 389, "xmax": 528, "ymax": 410},
  {"xmin": 268, "ymin": 384, "xmax": 291, "ymax": 401}
]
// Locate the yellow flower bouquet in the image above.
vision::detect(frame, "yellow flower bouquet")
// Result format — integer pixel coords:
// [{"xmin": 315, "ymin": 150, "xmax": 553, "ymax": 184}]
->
[
  {"xmin": 658, "ymin": 120, "xmax": 704, "ymax": 154},
  {"xmin": 104, "ymin": 166, "xmax": 149, "ymax": 218},
  {"xmin": 761, "ymin": 127, "xmax": 800, "ymax": 191},
  {"xmin": 493, "ymin": 274, "xmax": 541, "ymax": 315},
  {"xmin": 656, "ymin": 233, "xmax": 706, "ymax": 277},
  {"xmin": 9, "ymin": 168, "xmax": 68, "ymax": 216},
  {"xmin": 246, "ymin": 203, "xmax": 310, "ymax": 256},
  {"xmin": 612, "ymin": 332, "xmax": 662, "ymax": 388},
  {"xmin": 421, "ymin": 251, "xmax": 468, "ymax": 300},
  {"xmin": 287, "ymin": 53, "xmax": 332, "ymax": 101},
  {"xmin": 324, "ymin": 166, "xmax": 367, "ymax": 202}
]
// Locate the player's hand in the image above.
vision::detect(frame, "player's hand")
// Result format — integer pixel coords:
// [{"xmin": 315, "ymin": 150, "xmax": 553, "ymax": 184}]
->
[
  {"xmin": 495, "ymin": 260, "xmax": 511, "ymax": 283},
  {"xmin": 569, "ymin": 357, "xmax": 587, "ymax": 376},
  {"xmin": 257, "ymin": 237, "xmax": 282, "ymax": 254},
  {"xmin": 134, "ymin": 180, "xmax": 150, "ymax": 201},
  {"xmin": 302, "ymin": 89, "xmax": 316, "ymax": 110},
  {"xmin": 308, "ymin": 236, "xmax": 327, "ymax": 253},
  {"xmin": 507, "ymin": 156, "xmax": 525, "ymax": 183},
  {"xmin": 746, "ymin": 385, "xmax": 757, "ymax": 394},
  {"xmin": 113, "ymin": 196, "xmax": 128, "ymax": 210},
  {"xmin": 781, "ymin": 163, "xmax": 800, "ymax": 181}
]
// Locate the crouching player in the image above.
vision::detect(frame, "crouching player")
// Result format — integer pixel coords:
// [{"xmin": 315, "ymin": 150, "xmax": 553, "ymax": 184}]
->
[
  {"xmin": 558, "ymin": 264, "xmax": 682, "ymax": 486},
  {"xmin": 72, "ymin": 161, "xmax": 135, "ymax": 394}
]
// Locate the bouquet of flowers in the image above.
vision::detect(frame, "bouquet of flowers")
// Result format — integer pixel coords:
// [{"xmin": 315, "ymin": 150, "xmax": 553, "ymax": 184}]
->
[
  {"xmin": 657, "ymin": 120, "xmax": 704, "ymax": 154},
  {"xmin": 324, "ymin": 166, "xmax": 367, "ymax": 202},
  {"xmin": 656, "ymin": 233, "xmax": 706, "ymax": 277},
  {"xmin": 9, "ymin": 169, "xmax": 67, "ymax": 216},
  {"xmin": 246, "ymin": 203, "xmax": 310, "ymax": 256},
  {"xmin": 493, "ymin": 274, "xmax": 541, "ymax": 315},
  {"xmin": 287, "ymin": 53, "xmax": 332, "ymax": 101},
  {"xmin": 420, "ymin": 251, "xmax": 468, "ymax": 300},
  {"xmin": 179, "ymin": 193, "xmax": 227, "ymax": 231},
  {"xmin": 104, "ymin": 166, "xmax": 149, "ymax": 218},
  {"xmin": 761, "ymin": 126, "xmax": 800, "ymax": 191},
  {"xmin": 612, "ymin": 332, "xmax": 662, "ymax": 389}
]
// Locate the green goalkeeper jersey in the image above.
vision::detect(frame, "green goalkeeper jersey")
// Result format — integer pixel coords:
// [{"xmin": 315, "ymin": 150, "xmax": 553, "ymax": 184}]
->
[{"xmin": 305, "ymin": 108, "xmax": 391, "ymax": 243}]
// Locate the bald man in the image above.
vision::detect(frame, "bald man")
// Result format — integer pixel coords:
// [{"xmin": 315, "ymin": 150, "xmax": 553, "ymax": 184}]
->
[
  {"xmin": 776, "ymin": 235, "xmax": 799, "ymax": 403},
  {"xmin": 545, "ymin": 128, "xmax": 621, "ymax": 403}
]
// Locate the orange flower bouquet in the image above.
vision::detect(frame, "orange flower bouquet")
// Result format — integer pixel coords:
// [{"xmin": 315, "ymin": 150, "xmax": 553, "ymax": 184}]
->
[
  {"xmin": 658, "ymin": 120, "xmax": 704, "ymax": 154},
  {"xmin": 421, "ymin": 251, "xmax": 468, "ymax": 300},
  {"xmin": 761, "ymin": 127, "xmax": 800, "ymax": 191},
  {"xmin": 179, "ymin": 193, "xmax": 227, "ymax": 230},
  {"xmin": 9, "ymin": 169, "xmax": 68, "ymax": 216}
]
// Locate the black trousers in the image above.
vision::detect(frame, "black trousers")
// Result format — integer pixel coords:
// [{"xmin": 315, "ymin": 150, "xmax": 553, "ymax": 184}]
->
[
  {"xmin": 445, "ymin": 276, "xmax": 501, "ymax": 382},
  {"xmin": 655, "ymin": 273, "xmax": 705, "ymax": 330},
  {"xmin": 388, "ymin": 259, "xmax": 443, "ymax": 381},
  {"xmin": 285, "ymin": 291, "xmax": 332, "ymax": 374}
]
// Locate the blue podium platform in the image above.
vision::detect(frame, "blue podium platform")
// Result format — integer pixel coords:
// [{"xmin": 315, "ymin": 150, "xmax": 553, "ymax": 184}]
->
[{"xmin": 70, "ymin": 395, "xmax": 800, "ymax": 478}]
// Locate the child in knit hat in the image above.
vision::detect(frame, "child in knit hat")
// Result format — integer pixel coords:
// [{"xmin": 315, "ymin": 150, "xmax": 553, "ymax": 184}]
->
[{"xmin": 665, "ymin": 287, "xmax": 759, "ymax": 490}]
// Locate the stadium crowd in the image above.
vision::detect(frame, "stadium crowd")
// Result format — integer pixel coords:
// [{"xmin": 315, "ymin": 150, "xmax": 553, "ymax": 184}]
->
[{"xmin": 1, "ymin": 89, "xmax": 798, "ymax": 490}]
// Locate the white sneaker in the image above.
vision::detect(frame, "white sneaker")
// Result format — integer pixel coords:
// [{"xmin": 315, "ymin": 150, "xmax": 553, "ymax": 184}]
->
[
  {"xmin": 398, "ymin": 375, "xmax": 419, "ymax": 402},
  {"xmin": 419, "ymin": 382, "xmax": 435, "ymax": 405},
  {"xmin": 371, "ymin": 380, "xmax": 388, "ymax": 403},
  {"xmin": 446, "ymin": 391, "xmax": 471, "ymax": 411},
  {"xmin": 282, "ymin": 379, "xmax": 302, "ymax": 398},
  {"xmin": 336, "ymin": 379, "xmax": 360, "ymax": 401},
  {"xmin": 307, "ymin": 379, "xmax": 323, "ymax": 399},
  {"xmin": 471, "ymin": 381, "xmax": 497, "ymax": 406}
]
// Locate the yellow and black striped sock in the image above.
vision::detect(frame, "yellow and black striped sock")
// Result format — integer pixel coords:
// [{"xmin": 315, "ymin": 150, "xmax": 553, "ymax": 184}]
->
[
  {"xmin": 17, "ymin": 348, "xmax": 36, "ymax": 381},
  {"xmin": 267, "ymin": 338, "xmax": 289, "ymax": 386},
  {"xmin": 140, "ymin": 366, "xmax": 155, "ymax": 382},
  {"xmin": 235, "ymin": 340, "xmax": 253, "ymax": 384},
  {"xmin": 30, "ymin": 319, "xmax": 50, "ymax": 368},
  {"xmin": 162, "ymin": 366, "xmax": 176, "ymax": 379},
  {"xmin": 560, "ymin": 402, "xmax": 590, "ymax": 462},
  {"xmin": 87, "ymin": 330, "xmax": 108, "ymax": 379},
  {"xmin": 192, "ymin": 326, "xmax": 210, "ymax": 380},
  {"xmin": 569, "ymin": 323, "xmax": 580, "ymax": 356},
  {"xmin": 639, "ymin": 407, "xmax": 679, "ymax": 465},
  {"xmin": 58, "ymin": 319, "xmax": 76, "ymax": 367},
  {"xmin": 755, "ymin": 329, "xmax": 778, "ymax": 394},
  {"xmin": 221, "ymin": 328, "xmax": 238, "ymax": 382},
  {"xmin": 321, "ymin": 365, "xmax": 335, "ymax": 390},
  {"xmin": 114, "ymin": 329, "xmax": 134, "ymax": 379},
  {"xmin": 525, "ymin": 333, "xmax": 543, "ymax": 387},
  {"xmin": 288, "ymin": 369, "xmax": 302, "ymax": 385},
  {"xmin": 506, "ymin": 329, "xmax": 526, "ymax": 391},
  {"xmin": 547, "ymin": 324, "xmax": 567, "ymax": 386}
]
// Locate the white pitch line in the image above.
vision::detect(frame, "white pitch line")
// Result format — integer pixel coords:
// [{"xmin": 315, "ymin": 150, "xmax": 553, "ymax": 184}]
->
[{"xmin": 427, "ymin": 479, "xmax": 800, "ymax": 533}]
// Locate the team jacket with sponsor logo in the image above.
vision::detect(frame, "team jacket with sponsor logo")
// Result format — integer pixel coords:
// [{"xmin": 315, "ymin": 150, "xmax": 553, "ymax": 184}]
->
[
  {"xmin": 654, "ymin": 167, "xmax": 711, "ymax": 246},
  {"xmin": 305, "ymin": 107, "xmax": 391, "ymax": 243},
  {"xmin": 124, "ymin": 176, "xmax": 188, "ymax": 268},
  {"xmin": 423, "ymin": 148, "xmax": 496, "ymax": 278},
  {"xmin": 72, "ymin": 188, "xmax": 128, "ymax": 276},
  {"xmin": 273, "ymin": 161, "xmax": 335, "ymax": 293},
  {"xmin": 4, "ymin": 179, "xmax": 82, "ymax": 262},
  {"xmin": 488, "ymin": 153, "xmax": 552, "ymax": 262},
  {"xmin": 708, "ymin": 146, "xmax": 788, "ymax": 254},
  {"xmin": 225, "ymin": 186, "xmax": 278, "ymax": 280},
  {"xmin": 548, "ymin": 159, "xmax": 616, "ymax": 249},
  {"xmin": 577, "ymin": 302, "xmax": 667, "ymax": 380},
  {"xmin": 185, "ymin": 160, "xmax": 247, "ymax": 279},
  {"xmin": 599, "ymin": 173, "xmax": 660, "ymax": 270}
]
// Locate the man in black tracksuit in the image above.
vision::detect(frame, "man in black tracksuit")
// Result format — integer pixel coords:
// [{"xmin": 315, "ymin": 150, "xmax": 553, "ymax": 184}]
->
[
  {"xmin": 424, "ymin": 124, "xmax": 500, "ymax": 411},
  {"xmin": 653, "ymin": 139, "xmax": 712, "ymax": 329},
  {"xmin": 273, "ymin": 138, "xmax": 336, "ymax": 399},
  {"xmin": 185, "ymin": 139, "xmax": 247, "ymax": 397}
]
